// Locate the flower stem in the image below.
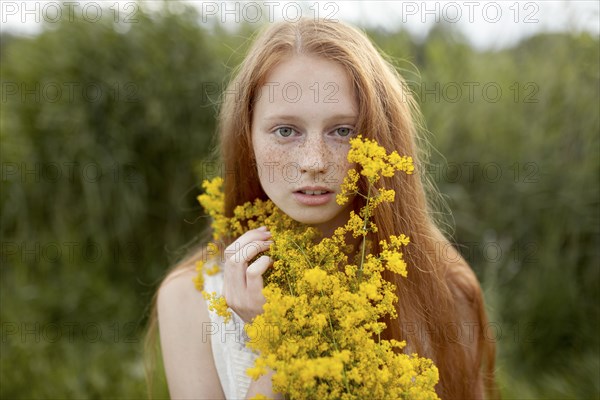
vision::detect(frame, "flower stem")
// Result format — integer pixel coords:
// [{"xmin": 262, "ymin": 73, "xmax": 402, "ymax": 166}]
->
[
  {"xmin": 321, "ymin": 288, "xmax": 351, "ymax": 394},
  {"xmin": 358, "ymin": 184, "xmax": 372, "ymax": 281}
]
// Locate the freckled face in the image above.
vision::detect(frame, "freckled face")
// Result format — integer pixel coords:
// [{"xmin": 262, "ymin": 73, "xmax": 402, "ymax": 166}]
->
[{"xmin": 251, "ymin": 55, "xmax": 358, "ymax": 236}]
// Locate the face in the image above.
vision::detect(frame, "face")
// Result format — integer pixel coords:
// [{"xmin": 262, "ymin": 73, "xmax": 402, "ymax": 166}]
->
[{"xmin": 251, "ymin": 55, "xmax": 358, "ymax": 236}]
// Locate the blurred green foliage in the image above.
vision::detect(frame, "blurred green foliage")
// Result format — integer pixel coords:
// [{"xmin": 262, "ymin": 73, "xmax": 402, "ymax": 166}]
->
[{"xmin": 1, "ymin": 2, "xmax": 598, "ymax": 399}]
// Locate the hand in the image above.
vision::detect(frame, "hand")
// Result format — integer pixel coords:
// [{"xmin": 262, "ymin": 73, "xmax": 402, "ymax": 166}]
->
[{"xmin": 222, "ymin": 226, "xmax": 273, "ymax": 323}]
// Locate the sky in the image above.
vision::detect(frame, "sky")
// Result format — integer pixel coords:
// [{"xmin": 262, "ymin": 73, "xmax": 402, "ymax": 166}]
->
[{"xmin": 1, "ymin": 1, "xmax": 598, "ymax": 50}]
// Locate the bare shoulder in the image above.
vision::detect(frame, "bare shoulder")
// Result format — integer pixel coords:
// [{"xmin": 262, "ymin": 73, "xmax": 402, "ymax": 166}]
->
[
  {"xmin": 158, "ymin": 265, "xmax": 204, "ymax": 309},
  {"xmin": 157, "ymin": 263, "xmax": 225, "ymax": 399}
]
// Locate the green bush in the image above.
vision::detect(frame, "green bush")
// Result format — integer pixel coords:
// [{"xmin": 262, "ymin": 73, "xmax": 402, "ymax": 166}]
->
[{"xmin": 1, "ymin": 3, "xmax": 232, "ymax": 397}]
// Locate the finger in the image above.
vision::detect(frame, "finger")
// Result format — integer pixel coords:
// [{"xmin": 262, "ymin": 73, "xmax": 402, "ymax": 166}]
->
[
  {"xmin": 246, "ymin": 255, "xmax": 273, "ymax": 294},
  {"xmin": 223, "ymin": 227, "xmax": 270, "ymax": 270},
  {"xmin": 224, "ymin": 227, "xmax": 271, "ymax": 260},
  {"xmin": 231, "ymin": 240, "xmax": 272, "ymax": 287},
  {"xmin": 223, "ymin": 228, "xmax": 271, "ymax": 294},
  {"xmin": 223, "ymin": 257, "xmax": 246, "ymax": 298},
  {"xmin": 235, "ymin": 240, "xmax": 272, "ymax": 265}
]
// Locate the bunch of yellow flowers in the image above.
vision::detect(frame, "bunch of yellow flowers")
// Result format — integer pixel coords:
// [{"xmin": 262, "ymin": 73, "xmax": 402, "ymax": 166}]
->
[{"xmin": 195, "ymin": 136, "xmax": 439, "ymax": 399}]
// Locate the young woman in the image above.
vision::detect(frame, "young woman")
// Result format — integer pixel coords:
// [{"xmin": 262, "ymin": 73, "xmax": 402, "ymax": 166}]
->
[{"xmin": 152, "ymin": 18, "xmax": 497, "ymax": 399}]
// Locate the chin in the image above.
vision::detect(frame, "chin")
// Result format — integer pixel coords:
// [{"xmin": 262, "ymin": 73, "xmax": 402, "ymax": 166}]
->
[
  {"xmin": 290, "ymin": 215, "xmax": 327, "ymax": 225},
  {"xmin": 287, "ymin": 211, "xmax": 339, "ymax": 227}
]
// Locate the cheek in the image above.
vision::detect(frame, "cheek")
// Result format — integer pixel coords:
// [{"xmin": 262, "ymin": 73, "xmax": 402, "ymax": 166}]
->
[
  {"xmin": 253, "ymin": 143, "xmax": 288, "ymax": 185},
  {"xmin": 254, "ymin": 141, "xmax": 278, "ymax": 164},
  {"xmin": 332, "ymin": 145, "xmax": 352, "ymax": 171},
  {"xmin": 325, "ymin": 150, "xmax": 353, "ymax": 187}
]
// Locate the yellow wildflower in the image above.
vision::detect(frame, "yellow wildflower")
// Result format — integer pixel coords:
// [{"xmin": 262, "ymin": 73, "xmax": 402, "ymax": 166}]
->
[
  {"xmin": 195, "ymin": 136, "xmax": 438, "ymax": 400},
  {"xmin": 192, "ymin": 274, "xmax": 204, "ymax": 291},
  {"xmin": 202, "ymin": 291, "xmax": 232, "ymax": 323},
  {"xmin": 336, "ymin": 169, "xmax": 360, "ymax": 205},
  {"xmin": 303, "ymin": 268, "xmax": 328, "ymax": 291},
  {"xmin": 347, "ymin": 135, "xmax": 415, "ymax": 184},
  {"xmin": 382, "ymin": 250, "xmax": 408, "ymax": 277}
]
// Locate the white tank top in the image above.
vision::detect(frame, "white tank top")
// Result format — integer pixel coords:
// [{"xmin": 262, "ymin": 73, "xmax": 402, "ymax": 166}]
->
[{"xmin": 203, "ymin": 270, "xmax": 258, "ymax": 399}]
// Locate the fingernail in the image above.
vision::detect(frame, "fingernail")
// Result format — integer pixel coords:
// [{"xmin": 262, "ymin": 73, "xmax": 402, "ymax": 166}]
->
[{"xmin": 258, "ymin": 226, "xmax": 267, "ymax": 231}]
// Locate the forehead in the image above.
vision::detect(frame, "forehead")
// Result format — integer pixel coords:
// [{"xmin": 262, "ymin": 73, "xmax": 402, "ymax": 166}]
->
[{"xmin": 253, "ymin": 55, "xmax": 358, "ymax": 118}]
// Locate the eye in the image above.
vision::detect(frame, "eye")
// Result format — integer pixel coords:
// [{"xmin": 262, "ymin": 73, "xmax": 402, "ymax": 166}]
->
[
  {"xmin": 276, "ymin": 127, "xmax": 295, "ymax": 137},
  {"xmin": 334, "ymin": 127, "xmax": 354, "ymax": 137}
]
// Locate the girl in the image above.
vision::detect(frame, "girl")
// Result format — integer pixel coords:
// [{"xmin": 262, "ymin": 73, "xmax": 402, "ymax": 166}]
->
[{"xmin": 152, "ymin": 18, "xmax": 497, "ymax": 399}]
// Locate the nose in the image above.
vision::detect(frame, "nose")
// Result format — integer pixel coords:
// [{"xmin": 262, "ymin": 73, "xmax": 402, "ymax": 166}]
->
[{"xmin": 298, "ymin": 134, "xmax": 330, "ymax": 176}]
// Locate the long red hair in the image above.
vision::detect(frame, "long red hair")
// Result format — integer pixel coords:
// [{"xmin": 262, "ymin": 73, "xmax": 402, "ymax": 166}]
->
[{"xmin": 148, "ymin": 18, "xmax": 498, "ymax": 399}]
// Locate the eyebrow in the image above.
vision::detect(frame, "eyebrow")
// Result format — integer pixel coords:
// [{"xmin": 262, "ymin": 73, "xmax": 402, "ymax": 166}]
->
[{"xmin": 263, "ymin": 114, "xmax": 358, "ymax": 124}]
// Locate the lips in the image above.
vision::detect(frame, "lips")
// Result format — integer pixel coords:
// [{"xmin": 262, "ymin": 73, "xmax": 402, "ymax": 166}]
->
[
  {"xmin": 297, "ymin": 189, "xmax": 329, "ymax": 195},
  {"xmin": 294, "ymin": 186, "xmax": 333, "ymax": 195},
  {"xmin": 293, "ymin": 186, "xmax": 334, "ymax": 206}
]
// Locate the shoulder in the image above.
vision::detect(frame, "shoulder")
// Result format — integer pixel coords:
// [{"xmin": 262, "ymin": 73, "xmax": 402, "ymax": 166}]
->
[
  {"xmin": 157, "ymin": 262, "xmax": 225, "ymax": 399},
  {"xmin": 158, "ymin": 265, "xmax": 210, "ymax": 333},
  {"xmin": 158, "ymin": 265, "xmax": 202, "ymax": 308}
]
